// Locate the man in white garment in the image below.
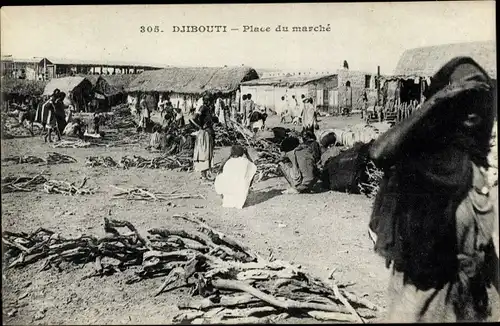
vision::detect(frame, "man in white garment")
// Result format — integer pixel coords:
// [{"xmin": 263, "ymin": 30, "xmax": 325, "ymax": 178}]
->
[{"xmin": 215, "ymin": 145, "xmax": 257, "ymax": 209}]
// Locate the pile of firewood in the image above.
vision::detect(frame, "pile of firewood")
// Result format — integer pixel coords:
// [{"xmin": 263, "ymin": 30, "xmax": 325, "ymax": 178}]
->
[
  {"xmin": 3, "ymin": 216, "xmax": 381, "ymax": 324},
  {"xmin": 110, "ymin": 185, "xmax": 205, "ymax": 201},
  {"xmin": 108, "ymin": 116, "xmax": 137, "ymax": 129},
  {"xmin": 119, "ymin": 154, "xmax": 192, "ymax": 171},
  {"xmin": 45, "ymin": 152, "xmax": 78, "ymax": 164},
  {"xmin": 2, "ymin": 152, "xmax": 77, "ymax": 165},
  {"xmin": 108, "ymin": 104, "xmax": 137, "ymax": 129},
  {"xmin": 85, "ymin": 156, "xmax": 118, "ymax": 168},
  {"xmin": 1, "ymin": 174, "xmax": 48, "ymax": 193},
  {"xmin": 107, "ymin": 132, "xmax": 151, "ymax": 147},
  {"xmin": 213, "ymin": 121, "xmax": 283, "ymax": 182},
  {"xmin": 84, "ymin": 154, "xmax": 193, "ymax": 171},
  {"xmin": 213, "ymin": 124, "xmax": 246, "ymax": 147},
  {"xmin": 0, "ymin": 112, "xmax": 33, "ymax": 138},
  {"xmin": 2, "ymin": 155, "xmax": 45, "ymax": 165},
  {"xmin": 52, "ymin": 140, "xmax": 96, "ymax": 148},
  {"xmin": 43, "ymin": 178, "xmax": 94, "ymax": 196},
  {"xmin": 358, "ymin": 161, "xmax": 383, "ymax": 198}
]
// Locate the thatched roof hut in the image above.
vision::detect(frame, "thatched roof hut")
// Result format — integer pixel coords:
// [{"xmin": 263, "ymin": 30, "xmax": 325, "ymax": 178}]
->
[
  {"xmin": 43, "ymin": 76, "xmax": 93, "ymax": 96},
  {"xmin": 76, "ymin": 74, "xmax": 138, "ymax": 95},
  {"xmin": 241, "ymin": 73, "xmax": 336, "ymax": 88},
  {"xmin": 2, "ymin": 78, "xmax": 47, "ymax": 96},
  {"xmin": 99, "ymin": 74, "xmax": 139, "ymax": 96},
  {"xmin": 43, "ymin": 76, "xmax": 94, "ymax": 112},
  {"xmin": 126, "ymin": 66, "xmax": 259, "ymax": 94},
  {"xmin": 394, "ymin": 41, "xmax": 496, "ymax": 79}
]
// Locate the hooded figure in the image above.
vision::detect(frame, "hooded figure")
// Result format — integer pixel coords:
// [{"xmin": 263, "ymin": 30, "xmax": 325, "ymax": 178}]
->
[{"xmin": 368, "ymin": 57, "xmax": 498, "ymax": 322}]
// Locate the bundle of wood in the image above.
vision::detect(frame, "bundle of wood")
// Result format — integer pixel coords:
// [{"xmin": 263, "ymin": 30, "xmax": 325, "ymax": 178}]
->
[
  {"xmin": 2, "ymin": 152, "xmax": 77, "ymax": 165},
  {"xmin": 3, "ymin": 216, "xmax": 381, "ymax": 324},
  {"xmin": 358, "ymin": 161, "xmax": 383, "ymax": 198},
  {"xmin": 214, "ymin": 121, "xmax": 283, "ymax": 182},
  {"xmin": 251, "ymin": 142, "xmax": 282, "ymax": 182},
  {"xmin": 52, "ymin": 140, "xmax": 95, "ymax": 148},
  {"xmin": 2, "ymin": 155, "xmax": 45, "ymax": 165},
  {"xmin": 0, "ymin": 112, "xmax": 32, "ymax": 138},
  {"xmin": 108, "ymin": 132, "xmax": 150, "ymax": 147},
  {"xmin": 213, "ymin": 124, "xmax": 245, "ymax": 147},
  {"xmin": 46, "ymin": 152, "xmax": 78, "ymax": 165},
  {"xmin": 105, "ymin": 105, "xmax": 136, "ymax": 129},
  {"xmin": 253, "ymin": 162, "xmax": 282, "ymax": 183},
  {"xmin": 110, "ymin": 185, "xmax": 205, "ymax": 201},
  {"xmin": 1, "ymin": 174, "xmax": 48, "ymax": 193},
  {"xmin": 108, "ymin": 116, "xmax": 137, "ymax": 129},
  {"xmin": 85, "ymin": 156, "xmax": 118, "ymax": 168},
  {"xmin": 43, "ymin": 178, "xmax": 94, "ymax": 196},
  {"xmin": 119, "ymin": 154, "xmax": 192, "ymax": 171}
]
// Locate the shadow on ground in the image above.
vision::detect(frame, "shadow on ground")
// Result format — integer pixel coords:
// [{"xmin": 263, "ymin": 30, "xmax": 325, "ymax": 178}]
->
[{"xmin": 245, "ymin": 188, "xmax": 283, "ymax": 207}]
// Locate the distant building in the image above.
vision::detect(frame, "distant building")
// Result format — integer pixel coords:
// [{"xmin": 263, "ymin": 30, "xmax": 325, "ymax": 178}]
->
[
  {"xmin": 241, "ymin": 66, "xmax": 379, "ymax": 114},
  {"xmin": 126, "ymin": 66, "xmax": 259, "ymax": 117},
  {"xmin": 0, "ymin": 56, "xmax": 163, "ymax": 81}
]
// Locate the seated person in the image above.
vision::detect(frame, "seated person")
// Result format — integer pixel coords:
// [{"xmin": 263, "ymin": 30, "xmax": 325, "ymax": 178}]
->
[
  {"xmin": 301, "ymin": 130, "xmax": 321, "ymax": 163},
  {"xmin": 148, "ymin": 124, "xmax": 165, "ymax": 151},
  {"xmin": 315, "ymin": 129, "xmax": 343, "ymax": 167},
  {"xmin": 215, "ymin": 145, "xmax": 257, "ymax": 209},
  {"xmin": 249, "ymin": 107, "xmax": 268, "ymax": 133},
  {"xmin": 62, "ymin": 118, "xmax": 85, "ymax": 139},
  {"xmin": 278, "ymin": 136, "xmax": 319, "ymax": 194}
]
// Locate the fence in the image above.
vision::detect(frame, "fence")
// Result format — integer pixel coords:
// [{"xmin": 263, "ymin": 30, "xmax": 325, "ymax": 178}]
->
[{"xmin": 366, "ymin": 101, "xmax": 421, "ymax": 124}]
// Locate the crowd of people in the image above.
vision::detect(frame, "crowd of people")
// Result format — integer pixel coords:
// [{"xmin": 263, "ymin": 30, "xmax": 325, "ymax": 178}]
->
[{"xmin": 14, "ymin": 89, "xmax": 108, "ymax": 142}]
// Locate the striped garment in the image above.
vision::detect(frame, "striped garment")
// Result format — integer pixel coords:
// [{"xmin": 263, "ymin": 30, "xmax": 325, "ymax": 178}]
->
[
  {"xmin": 34, "ymin": 100, "xmax": 57, "ymax": 129},
  {"xmin": 193, "ymin": 130, "xmax": 214, "ymax": 172}
]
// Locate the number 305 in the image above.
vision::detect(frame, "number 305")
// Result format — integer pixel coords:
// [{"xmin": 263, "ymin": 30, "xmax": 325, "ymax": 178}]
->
[{"xmin": 140, "ymin": 26, "xmax": 161, "ymax": 33}]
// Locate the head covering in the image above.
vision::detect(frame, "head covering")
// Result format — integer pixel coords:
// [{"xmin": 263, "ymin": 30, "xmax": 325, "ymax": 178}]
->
[
  {"xmin": 369, "ymin": 56, "xmax": 495, "ymax": 289},
  {"xmin": 230, "ymin": 145, "xmax": 247, "ymax": 158},
  {"xmin": 402, "ymin": 56, "xmax": 493, "ymax": 167}
]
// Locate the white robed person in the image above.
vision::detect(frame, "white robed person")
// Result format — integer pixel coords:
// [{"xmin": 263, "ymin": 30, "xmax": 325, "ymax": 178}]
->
[
  {"xmin": 215, "ymin": 145, "xmax": 257, "ymax": 209},
  {"xmin": 214, "ymin": 94, "xmax": 228, "ymax": 126}
]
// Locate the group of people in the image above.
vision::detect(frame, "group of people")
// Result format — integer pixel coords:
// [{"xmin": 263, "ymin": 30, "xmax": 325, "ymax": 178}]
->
[
  {"xmin": 17, "ymin": 89, "xmax": 108, "ymax": 142},
  {"xmin": 18, "ymin": 89, "xmax": 73, "ymax": 142},
  {"xmin": 278, "ymin": 94, "xmax": 319, "ymax": 132},
  {"xmin": 215, "ymin": 127, "xmax": 341, "ymax": 210}
]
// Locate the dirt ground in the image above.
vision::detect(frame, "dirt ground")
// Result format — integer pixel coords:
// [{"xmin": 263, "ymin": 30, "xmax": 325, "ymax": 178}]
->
[{"xmin": 2, "ymin": 113, "xmax": 498, "ymax": 324}]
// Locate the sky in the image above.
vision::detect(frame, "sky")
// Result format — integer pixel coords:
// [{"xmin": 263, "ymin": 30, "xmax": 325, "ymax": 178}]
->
[{"xmin": 0, "ymin": 2, "xmax": 496, "ymax": 75}]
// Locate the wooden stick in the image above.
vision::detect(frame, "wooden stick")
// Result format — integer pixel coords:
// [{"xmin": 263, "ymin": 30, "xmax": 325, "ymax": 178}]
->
[
  {"xmin": 341, "ymin": 290, "xmax": 382, "ymax": 312},
  {"xmin": 207, "ymin": 316, "xmax": 270, "ymax": 324},
  {"xmin": 331, "ymin": 281, "xmax": 364, "ymax": 323},
  {"xmin": 307, "ymin": 310, "xmax": 359, "ymax": 322},
  {"xmin": 172, "ymin": 215, "xmax": 262, "ymax": 261},
  {"xmin": 178, "ymin": 293, "xmax": 262, "ymax": 310},
  {"xmin": 2, "ymin": 238, "xmax": 30, "ymax": 253},
  {"xmin": 211, "ymin": 279, "xmax": 344, "ymax": 313},
  {"xmin": 155, "ymin": 266, "xmax": 186, "ymax": 296},
  {"xmin": 104, "ymin": 218, "xmax": 153, "ymax": 250}
]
